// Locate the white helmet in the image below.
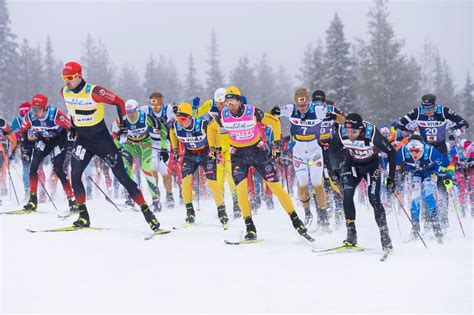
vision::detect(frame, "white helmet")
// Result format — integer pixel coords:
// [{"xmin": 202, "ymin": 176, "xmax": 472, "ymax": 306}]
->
[
  {"xmin": 214, "ymin": 88, "xmax": 226, "ymax": 103},
  {"xmin": 125, "ymin": 99, "xmax": 139, "ymax": 113}
]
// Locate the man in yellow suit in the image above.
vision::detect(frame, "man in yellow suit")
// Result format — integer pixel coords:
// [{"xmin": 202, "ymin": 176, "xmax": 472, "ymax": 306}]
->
[
  {"xmin": 194, "ymin": 88, "xmax": 240, "ymax": 218},
  {"xmin": 207, "ymin": 86, "xmax": 312, "ymax": 242}
]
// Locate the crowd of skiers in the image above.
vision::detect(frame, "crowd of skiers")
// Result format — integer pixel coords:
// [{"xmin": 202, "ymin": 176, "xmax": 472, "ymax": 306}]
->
[{"xmin": 0, "ymin": 61, "xmax": 471, "ymax": 251}]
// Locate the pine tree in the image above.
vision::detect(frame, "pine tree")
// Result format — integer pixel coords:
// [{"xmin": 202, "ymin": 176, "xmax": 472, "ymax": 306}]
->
[
  {"xmin": 355, "ymin": 0, "xmax": 420, "ymax": 125},
  {"xmin": 17, "ymin": 39, "xmax": 36, "ymax": 104},
  {"xmin": 94, "ymin": 39, "xmax": 115, "ymax": 90},
  {"xmin": 298, "ymin": 40, "xmax": 325, "ymax": 93},
  {"xmin": 80, "ymin": 34, "xmax": 98, "ymax": 78},
  {"xmin": 205, "ymin": 29, "xmax": 224, "ymax": 98},
  {"xmin": 183, "ymin": 53, "xmax": 203, "ymax": 102},
  {"xmin": 324, "ymin": 13, "xmax": 356, "ymax": 109},
  {"xmin": 0, "ymin": 0, "xmax": 20, "ymax": 118},
  {"xmin": 255, "ymin": 53, "xmax": 276, "ymax": 109},
  {"xmin": 44, "ymin": 36, "xmax": 62, "ymax": 107},
  {"xmin": 143, "ymin": 54, "xmax": 159, "ymax": 100},
  {"xmin": 229, "ymin": 55, "xmax": 257, "ymax": 102},
  {"xmin": 459, "ymin": 72, "xmax": 473, "ymax": 134},
  {"xmin": 165, "ymin": 57, "xmax": 182, "ymax": 104},
  {"xmin": 116, "ymin": 63, "xmax": 142, "ymax": 102}
]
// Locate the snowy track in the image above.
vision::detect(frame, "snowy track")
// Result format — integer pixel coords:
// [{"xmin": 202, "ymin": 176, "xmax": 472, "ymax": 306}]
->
[{"xmin": 1, "ymin": 188, "xmax": 472, "ymax": 313}]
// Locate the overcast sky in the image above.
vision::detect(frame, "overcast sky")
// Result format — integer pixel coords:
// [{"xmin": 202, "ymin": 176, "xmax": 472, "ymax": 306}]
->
[{"xmin": 8, "ymin": 0, "xmax": 473, "ymax": 90}]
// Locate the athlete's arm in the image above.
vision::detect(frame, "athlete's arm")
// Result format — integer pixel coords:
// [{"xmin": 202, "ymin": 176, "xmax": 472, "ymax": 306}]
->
[
  {"xmin": 54, "ymin": 109, "xmax": 72, "ymax": 130},
  {"xmin": 328, "ymin": 131, "xmax": 344, "ymax": 171},
  {"xmin": 443, "ymin": 106, "xmax": 469, "ymax": 130},
  {"xmin": 169, "ymin": 125, "xmax": 179, "ymax": 149},
  {"xmin": 373, "ymin": 128, "xmax": 396, "ymax": 179},
  {"xmin": 207, "ymin": 119, "xmax": 221, "ymax": 148},
  {"xmin": 19, "ymin": 115, "xmax": 32, "ymax": 139},
  {"xmin": 196, "ymin": 99, "xmax": 213, "ymax": 118},
  {"xmin": 91, "ymin": 86, "xmax": 126, "ymax": 126},
  {"xmin": 396, "ymin": 108, "xmax": 419, "ymax": 131},
  {"xmin": 256, "ymin": 109, "xmax": 281, "ymax": 142}
]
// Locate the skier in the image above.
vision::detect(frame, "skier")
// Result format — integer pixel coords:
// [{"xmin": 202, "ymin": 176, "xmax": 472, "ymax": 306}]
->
[
  {"xmin": 395, "ymin": 135, "xmax": 454, "ymax": 242},
  {"xmin": 141, "ymin": 92, "xmax": 176, "ymax": 208},
  {"xmin": 0, "ymin": 119, "xmax": 17, "ymax": 198},
  {"xmin": 396, "ymin": 93, "xmax": 469, "ymax": 227},
  {"xmin": 194, "ymin": 88, "xmax": 241, "ymax": 218},
  {"xmin": 61, "ymin": 61, "xmax": 160, "ymax": 231},
  {"xmin": 207, "ymin": 86, "xmax": 310, "ymax": 241},
  {"xmin": 271, "ymin": 88, "xmax": 345, "ymax": 229},
  {"xmin": 18, "ymin": 94, "xmax": 76, "ymax": 213},
  {"xmin": 449, "ymin": 137, "xmax": 474, "ymax": 216},
  {"xmin": 170, "ymin": 102, "xmax": 228, "ymax": 228},
  {"xmin": 328, "ymin": 113, "xmax": 396, "ymax": 252},
  {"xmin": 112, "ymin": 99, "xmax": 168, "ymax": 212}
]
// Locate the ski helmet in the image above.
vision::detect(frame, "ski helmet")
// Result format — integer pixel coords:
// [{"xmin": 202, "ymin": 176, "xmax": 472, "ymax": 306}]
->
[
  {"xmin": 125, "ymin": 99, "xmax": 139, "ymax": 114},
  {"xmin": 344, "ymin": 113, "xmax": 364, "ymax": 130},
  {"xmin": 31, "ymin": 94, "xmax": 48, "ymax": 109},
  {"xmin": 214, "ymin": 88, "xmax": 226, "ymax": 103},
  {"xmin": 19, "ymin": 102, "xmax": 31, "ymax": 116},
  {"xmin": 294, "ymin": 88, "xmax": 310, "ymax": 103},
  {"xmin": 225, "ymin": 86, "xmax": 242, "ymax": 101},
  {"xmin": 312, "ymin": 90, "xmax": 326, "ymax": 102},
  {"xmin": 62, "ymin": 61, "xmax": 82, "ymax": 80},
  {"xmin": 421, "ymin": 94, "xmax": 436, "ymax": 107}
]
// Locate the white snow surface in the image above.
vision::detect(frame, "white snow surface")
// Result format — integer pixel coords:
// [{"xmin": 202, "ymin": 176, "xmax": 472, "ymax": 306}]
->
[{"xmin": 1, "ymin": 174, "xmax": 472, "ymax": 314}]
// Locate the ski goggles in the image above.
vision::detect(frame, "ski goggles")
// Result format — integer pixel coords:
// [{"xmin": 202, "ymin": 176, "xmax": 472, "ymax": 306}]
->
[
  {"xmin": 150, "ymin": 98, "xmax": 162, "ymax": 105},
  {"xmin": 62, "ymin": 73, "xmax": 80, "ymax": 82},
  {"xmin": 225, "ymin": 98, "xmax": 240, "ymax": 106},
  {"xmin": 176, "ymin": 114, "xmax": 190, "ymax": 122},
  {"xmin": 31, "ymin": 107, "xmax": 45, "ymax": 113}
]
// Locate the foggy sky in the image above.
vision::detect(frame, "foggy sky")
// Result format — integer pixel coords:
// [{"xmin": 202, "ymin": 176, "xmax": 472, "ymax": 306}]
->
[{"xmin": 8, "ymin": 0, "xmax": 473, "ymax": 91}]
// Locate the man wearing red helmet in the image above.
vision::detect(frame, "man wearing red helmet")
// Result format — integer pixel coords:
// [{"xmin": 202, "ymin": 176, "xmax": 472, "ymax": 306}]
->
[
  {"xmin": 18, "ymin": 94, "xmax": 77, "ymax": 213},
  {"xmin": 60, "ymin": 61, "xmax": 160, "ymax": 231}
]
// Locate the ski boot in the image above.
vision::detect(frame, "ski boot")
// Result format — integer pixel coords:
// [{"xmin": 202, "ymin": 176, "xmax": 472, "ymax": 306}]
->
[
  {"xmin": 73, "ymin": 204, "xmax": 90, "ymax": 227},
  {"xmin": 68, "ymin": 198, "xmax": 79, "ymax": 214},
  {"xmin": 152, "ymin": 198, "xmax": 162, "ymax": 213},
  {"xmin": 410, "ymin": 221, "xmax": 420, "ymax": 240},
  {"xmin": 266, "ymin": 197, "xmax": 274, "ymax": 210},
  {"xmin": 125, "ymin": 196, "xmax": 135, "ymax": 208},
  {"xmin": 233, "ymin": 203, "xmax": 242, "ymax": 219},
  {"xmin": 290, "ymin": 211, "xmax": 308, "ymax": 235},
  {"xmin": 217, "ymin": 205, "xmax": 229, "ymax": 227},
  {"xmin": 23, "ymin": 194, "xmax": 38, "ymax": 212},
  {"xmin": 379, "ymin": 225, "xmax": 393, "ymax": 252},
  {"xmin": 166, "ymin": 192, "xmax": 175, "ymax": 208},
  {"xmin": 244, "ymin": 216, "xmax": 257, "ymax": 240},
  {"xmin": 141, "ymin": 204, "xmax": 160, "ymax": 231},
  {"xmin": 316, "ymin": 207, "xmax": 330, "ymax": 230},
  {"xmin": 431, "ymin": 212, "xmax": 444, "ymax": 243},
  {"xmin": 185, "ymin": 203, "xmax": 195, "ymax": 224},
  {"xmin": 343, "ymin": 220, "xmax": 357, "ymax": 246},
  {"xmin": 304, "ymin": 207, "xmax": 313, "ymax": 226}
]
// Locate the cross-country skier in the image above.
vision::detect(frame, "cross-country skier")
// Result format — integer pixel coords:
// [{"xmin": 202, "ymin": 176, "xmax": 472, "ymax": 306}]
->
[
  {"xmin": 61, "ymin": 61, "xmax": 160, "ymax": 231},
  {"xmin": 328, "ymin": 113, "xmax": 396, "ymax": 252},
  {"xmin": 207, "ymin": 86, "xmax": 310, "ymax": 241},
  {"xmin": 395, "ymin": 135, "xmax": 454, "ymax": 242},
  {"xmin": 18, "ymin": 94, "xmax": 76, "ymax": 213},
  {"xmin": 170, "ymin": 102, "xmax": 228, "ymax": 228}
]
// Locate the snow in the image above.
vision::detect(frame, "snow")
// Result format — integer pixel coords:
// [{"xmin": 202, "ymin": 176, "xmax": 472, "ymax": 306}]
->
[{"xmin": 1, "ymin": 174, "xmax": 472, "ymax": 314}]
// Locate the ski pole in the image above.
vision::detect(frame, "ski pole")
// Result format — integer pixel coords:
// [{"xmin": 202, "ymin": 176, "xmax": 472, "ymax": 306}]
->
[
  {"xmin": 38, "ymin": 179, "xmax": 58, "ymax": 211},
  {"xmin": 446, "ymin": 184, "xmax": 466, "ymax": 237},
  {"xmin": 87, "ymin": 175, "xmax": 122, "ymax": 213},
  {"xmin": 392, "ymin": 196, "xmax": 403, "ymax": 239},
  {"xmin": 5, "ymin": 157, "xmax": 19, "ymax": 206},
  {"xmin": 395, "ymin": 192, "xmax": 428, "ymax": 248}
]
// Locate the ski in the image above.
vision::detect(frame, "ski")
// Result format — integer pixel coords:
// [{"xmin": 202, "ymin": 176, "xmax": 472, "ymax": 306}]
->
[
  {"xmin": 57, "ymin": 211, "xmax": 80, "ymax": 219},
  {"xmin": 224, "ymin": 239, "xmax": 263, "ymax": 245},
  {"xmin": 300, "ymin": 232, "xmax": 315, "ymax": 242},
  {"xmin": 144, "ymin": 229, "xmax": 172, "ymax": 241},
  {"xmin": 26, "ymin": 226, "xmax": 107, "ymax": 233},
  {"xmin": 223, "ymin": 223, "xmax": 229, "ymax": 231},
  {"xmin": 0, "ymin": 209, "xmax": 47, "ymax": 215},
  {"xmin": 180, "ymin": 222, "xmax": 197, "ymax": 229},
  {"xmin": 380, "ymin": 251, "xmax": 390, "ymax": 262},
  {"xmin": 312, "ymin": 244, "xmax": 371, "ymax": 255}
]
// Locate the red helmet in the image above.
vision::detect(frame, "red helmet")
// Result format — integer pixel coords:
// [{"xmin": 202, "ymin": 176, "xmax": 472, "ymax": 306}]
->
[
  {"xmin": 19, "ymin": 102, "xmax": 31, "ymax": 116},
  {"xmin": 31, "ymin": 94, "xmax": 48, "ymax": 109},
  {"xmin": 62, "ymin": 61, "xmax": 82, "ymax": 80}
]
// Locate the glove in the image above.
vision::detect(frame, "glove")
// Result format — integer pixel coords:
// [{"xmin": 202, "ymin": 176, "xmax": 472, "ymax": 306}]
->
[
  {"xmin": 160, "ymin": 151, "xmax": 169, "ymax": 163},
  {"xmin": 172, "ymin": 103, "xmax": 178, "ymax": 115},
  {"xmin": 0, "ymin": 117, "xmax": 6, "ymax": 129},
  {"xmin": 67, "ymin": 128, "xmax": 77, "ymax": 142},
  {"xmin": 330, "ymin": 174, "xmax": 339, "ymax": 187},
  {"xmin": 271, "ymin": 141, "xmax": 282, "ymax": 159},
  {"xmin": 443, "ymin": 178, "xmax": 453, "ymax": 189},
  {"xmin": 21, "ymin": 146, "xmax": 30, "ymax": 163},
  {"xmin": 271, "ymin": 106, "xmax": 281, "ymax": 116},
  {"xmin": 172, "ymin": 148, "xmax": 180, "ymax": 162},
  {"xmin": 208, "ymin": 146, "xmax": 222, "ymax": 161},
  {"xmin": 386, "ymin": 177, "xmax": 396, "ymax": 194},
  {"xmin": 192, "ymin": 97, "xmax": 200, "ymax": 109},
  {"xmin": 453, "ymin": 128, "xmax": 463, "ymax": 137}
]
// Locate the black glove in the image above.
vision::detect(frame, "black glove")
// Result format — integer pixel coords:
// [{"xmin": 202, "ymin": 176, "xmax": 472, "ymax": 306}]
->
[
  {"xmin": 172, "ymin": 148, "xmax": 180, "ymax": 161},
  {"xmin": 271, "ymin": 106, "xmax": 281, "ymax": 116},
  {"xmin": 172, "ymin": 103, "xmax": 178, "ymax": 115},
  {"xmin": 331, "ymin": 174, "xmax": 340, "ymax": 187},
  {"xmin": 0, "ymin": 117, "xmax": 6, "ymax": 129},
  {"xmin": 160, "ymin": 151, "xmax": 169, "ymax": 163},
  {"xmin": 386, "ymin": 177, "xmax": 396, "ymax": 194},
  {"xmin": 67, "ymin": 127, "xmax": 77, "ymax": 142}
]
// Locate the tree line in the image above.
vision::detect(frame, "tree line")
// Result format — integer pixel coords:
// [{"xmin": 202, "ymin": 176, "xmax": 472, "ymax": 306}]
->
[{"xmin": 0, "ymin": 0, "xmax": 472, "ymax": 131}]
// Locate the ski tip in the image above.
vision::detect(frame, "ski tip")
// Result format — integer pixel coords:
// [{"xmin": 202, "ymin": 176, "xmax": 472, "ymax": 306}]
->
[{"xmin": 26, "ymin": 229, "xmax": 37, "ymax": 233}]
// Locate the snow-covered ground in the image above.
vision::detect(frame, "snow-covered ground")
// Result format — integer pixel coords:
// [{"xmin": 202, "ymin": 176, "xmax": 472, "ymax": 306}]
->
[{"xmin": 1, "ymin": 170, "xmax": 472, "ymax": 314}]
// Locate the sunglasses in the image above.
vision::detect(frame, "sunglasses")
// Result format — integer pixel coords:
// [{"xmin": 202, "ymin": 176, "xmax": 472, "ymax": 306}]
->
[
  {"xmin": 176, "ymin": 115, "xmax": 190, "ymax": 122},
  {"xmin": 62, "ymin": 73, "xmax": 80, "ymax": 82},
  {"xmin": 225, "ymin": 98, "xmax": 239, "ymax": 105},
  {"xmin": 31, "ymin": 107, "xmax": 44, "ymax": 113}
]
